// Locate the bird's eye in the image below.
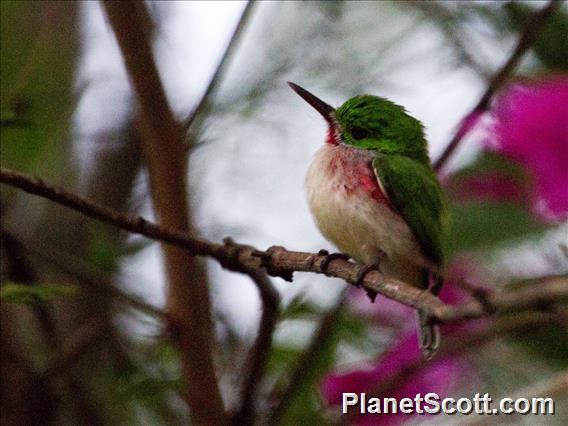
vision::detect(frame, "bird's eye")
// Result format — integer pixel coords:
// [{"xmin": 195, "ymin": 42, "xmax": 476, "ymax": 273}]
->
[{"xmin": 351, "ymin": 126, "xmax": 369, "ymax": 141}]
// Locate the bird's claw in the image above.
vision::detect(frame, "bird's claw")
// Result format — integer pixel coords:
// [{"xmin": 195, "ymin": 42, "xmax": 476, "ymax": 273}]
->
[
  {"xmin": 354, "ymin": 264, "xmax": 380, "ymax": 303},
  {"xmin": 318, "ymin": 249, "xmax": 350, "ymax": 276}
]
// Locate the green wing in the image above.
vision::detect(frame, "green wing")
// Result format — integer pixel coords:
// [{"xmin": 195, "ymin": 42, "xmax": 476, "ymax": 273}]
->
[{"xmin": 373, "ymin": 155, "xmax": 448, "ymax": 266}]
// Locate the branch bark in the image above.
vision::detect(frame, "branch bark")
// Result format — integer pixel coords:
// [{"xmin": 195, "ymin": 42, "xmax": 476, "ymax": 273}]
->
[
  {"xmin": 102, "ymin": 2, "xmax": 225, "ymax": 424},
  {"xmin": 433, "ymin": 0, "xmax": 561, "ymax": 173},
  {"xmin": 2, "ymin": 167, "xmax": 567, "ymax": 326}
]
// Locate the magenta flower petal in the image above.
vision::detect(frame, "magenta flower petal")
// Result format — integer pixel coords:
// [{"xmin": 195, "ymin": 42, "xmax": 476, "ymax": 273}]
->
[
  {"xmin": 321, "ymin": 330, "xmax": 466, "ymax": 426},
  {"xmin": 486, "ymin": 77, "xmax": 568, "ymax": 221},
  {"xmin": 322, "ymin": 285, "xmax": 480, "ymax": 425}
]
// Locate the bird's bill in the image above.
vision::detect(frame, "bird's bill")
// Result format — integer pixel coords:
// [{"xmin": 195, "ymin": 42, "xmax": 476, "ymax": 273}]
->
[{"xmin": 288, "ymin": 82, "xmax": 335, "ymax": 124}]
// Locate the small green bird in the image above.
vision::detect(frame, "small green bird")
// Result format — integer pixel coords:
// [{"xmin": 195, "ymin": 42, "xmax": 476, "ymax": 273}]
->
[{"xmin": 289, "ymin": 82, "xmax": 448, "ymax": 359}]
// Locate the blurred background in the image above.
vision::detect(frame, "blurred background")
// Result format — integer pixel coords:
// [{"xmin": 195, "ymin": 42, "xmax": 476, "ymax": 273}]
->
[{"xmin": 1, "ymin": 1, "xmax": 567, "ymax": 424}]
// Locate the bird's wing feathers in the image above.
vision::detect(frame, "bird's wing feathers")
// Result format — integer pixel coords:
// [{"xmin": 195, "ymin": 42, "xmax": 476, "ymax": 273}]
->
[{"xmin": 372, "ymin": 155, "xmax": 447, "ymax": 266}]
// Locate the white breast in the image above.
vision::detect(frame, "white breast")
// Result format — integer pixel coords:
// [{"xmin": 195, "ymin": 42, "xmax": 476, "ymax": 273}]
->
[{"xmin": 305, "ymin": 145, "xmax": 429, "ymax": 285}]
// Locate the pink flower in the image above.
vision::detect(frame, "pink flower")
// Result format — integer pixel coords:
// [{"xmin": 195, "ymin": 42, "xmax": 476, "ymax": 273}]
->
[
  {"xmin": 321, "ymin": 331, "xmax": 464, "ymax": 426},
  {"xmin": 321, "ymin": 283, "xmax": 482, "ymax": 425},
  {"xmin": 485, "ymin": 77, "xmax": 568, "ymax": 221}
]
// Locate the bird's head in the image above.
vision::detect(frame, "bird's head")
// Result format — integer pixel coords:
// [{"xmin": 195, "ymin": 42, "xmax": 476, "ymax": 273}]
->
[{"xmin": 289, "ymin": 82, "xmax": 430, "ymax": 165}]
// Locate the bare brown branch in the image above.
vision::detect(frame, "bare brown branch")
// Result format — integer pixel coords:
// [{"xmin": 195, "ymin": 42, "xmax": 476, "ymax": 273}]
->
[
  {"xmin": 102, "ymin": 2, "xmax": 225, "ymax": 424},
  {"xmin": 2, "ymin": 167, "xmax": 567, "ymax": 326},
  {"xmin": 433, "ymin": 0, "xmax": 561, "ymax": 172}
]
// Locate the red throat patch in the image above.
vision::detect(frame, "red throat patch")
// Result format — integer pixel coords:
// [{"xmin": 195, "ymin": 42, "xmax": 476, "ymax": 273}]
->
[{"xmin": 326, "ymin": 126, "xmax": 339, "ymax": 145}]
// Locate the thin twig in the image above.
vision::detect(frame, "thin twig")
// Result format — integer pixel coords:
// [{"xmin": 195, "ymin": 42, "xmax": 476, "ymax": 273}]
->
[
  {"xmin": 2, "ymin": 167, "xmax": 567, "ymax": 324},
  {"xmin": 267, "ymin": 290, "xmax": 347, "ymax": 424},
  {"xmin": 232, "ymin": 258, "xmax": 281, "ymax": 426},
  {"xmin": 183, "ymin": 1, "xmax": 257, "ymax": 132},
  {"xmin": 411, "ymin": 2, "xmax": 491, "ymax": 80},
  {"xmin": 433, "ymin": 0, "xmax": 561, "ymax": 172}
]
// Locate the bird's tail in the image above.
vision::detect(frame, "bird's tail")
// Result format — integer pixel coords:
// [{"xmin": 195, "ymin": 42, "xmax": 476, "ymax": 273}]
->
[{"xmin": 416, "ymin": 272, "xmax": 443, "ymax": 360}]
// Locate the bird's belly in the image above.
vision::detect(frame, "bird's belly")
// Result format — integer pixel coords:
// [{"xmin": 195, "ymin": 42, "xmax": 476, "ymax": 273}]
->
[{"xmin": 305, "ymin": 146, "xmax": 428, "ymax": 283}]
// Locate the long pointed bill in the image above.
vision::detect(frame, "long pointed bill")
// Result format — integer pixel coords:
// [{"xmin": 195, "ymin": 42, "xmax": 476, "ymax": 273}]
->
[{"xmin": 288, "ymin": 82, "xmax": 335, "ymax": 125}]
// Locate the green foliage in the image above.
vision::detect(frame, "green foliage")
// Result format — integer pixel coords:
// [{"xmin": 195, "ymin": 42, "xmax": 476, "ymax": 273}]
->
[
  {"xmin": 449, "ymin": 201, "xmax": 547, "ymax": 253},
  {"xmin": 512, "ymin": 322, "xmax": 568, "ymax": 369},
  {"xmin": 279, "ymin": 296, "xmax": 325, "ymax": 321},
  {"xmin": 447, "ymin": 152, "xmax": 549, "ymax": 253},
  {"xmin": 450, "ymin": 151, "xmax": 528, "ymax": 183},
  {"xmin": 0, "ymin": 1, "xmax": 77, "ymax": 174},
  {"xmin": 1, "ymin": 282, "xmax": 76, "ymax": 306},
  {"xmin": 504, "ymin": 1, "xmax": 568, "ymax": 71},
  {"xmin": 85, "ymin": 338, "xmax": 186, "ymax": 425},
  {"xmin": 504, "ymin": 277, "xmax": 568, "ymax": 369}
]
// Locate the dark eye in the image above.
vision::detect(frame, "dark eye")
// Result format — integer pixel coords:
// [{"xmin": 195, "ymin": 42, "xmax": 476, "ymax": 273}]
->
[{"xmin": 351, "ymin": 126, "xmax": 369, "ymax": 141}]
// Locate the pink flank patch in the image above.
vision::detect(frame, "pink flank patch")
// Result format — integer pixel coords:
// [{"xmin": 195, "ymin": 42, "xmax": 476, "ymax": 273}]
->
[
  {"xmin": 486, "ymin": 77, "xmax": 568, "ymax": 221},
  {"xmin": 358, "ymin": 166, "xmax": 390, "ymax": 206}
]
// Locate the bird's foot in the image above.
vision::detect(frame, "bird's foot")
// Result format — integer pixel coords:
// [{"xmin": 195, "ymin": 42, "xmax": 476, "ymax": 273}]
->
[
  {"xmin": 427, "ymin": 274, "xmax": 444, "ymax": 296},
  {"xmin": 318, "ymin": 249, "xmax": 350, "ymax": 276},
  {"xmin": 354, "ymin": 264, "xmax": 380, "ymax": 303},
  {"xmin": 471, "ymin": 288, "xmax": 497, "ymax": 315}
]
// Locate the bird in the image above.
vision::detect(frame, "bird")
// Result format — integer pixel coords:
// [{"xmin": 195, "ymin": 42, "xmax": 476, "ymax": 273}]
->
[{"xmin": 289, "ymin": 82, "xmax": 449, "ymax": 359}]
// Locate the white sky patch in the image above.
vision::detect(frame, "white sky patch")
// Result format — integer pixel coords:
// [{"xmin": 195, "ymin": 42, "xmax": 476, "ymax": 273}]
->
[{"xmin": 489, "ymin": 224, "xmax": 568, "ymax": 281}]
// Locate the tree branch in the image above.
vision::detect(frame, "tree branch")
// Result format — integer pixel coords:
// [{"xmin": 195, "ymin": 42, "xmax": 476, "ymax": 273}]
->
[
  {"xmin": 101, "ymin": 2, "xmax": 225, "ymax": 424},
  {"xmin": 411, "ymin": 2, "xmax": 491, "ymax": 80},
  {"xmin": 2, "ymin": 167, "xmax": 567, "ymax": 325},
  {"xmin": 433, "ymin": 0, "xmax": 561, "ymax": 173}
]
